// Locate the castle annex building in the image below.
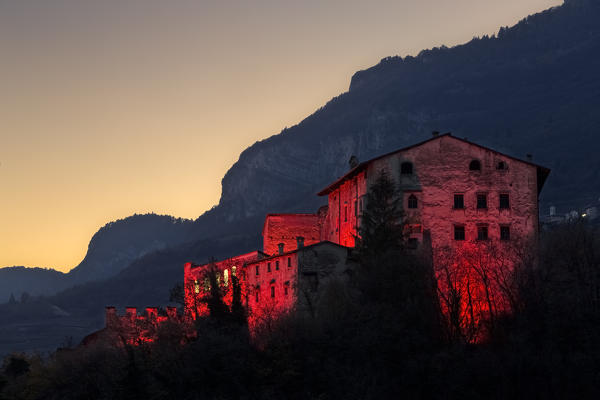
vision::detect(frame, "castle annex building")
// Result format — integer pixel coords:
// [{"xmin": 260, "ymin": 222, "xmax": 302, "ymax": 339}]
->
[{"xmin": 100, "ymin": 133, "xmax": 550, "ymax": 342}]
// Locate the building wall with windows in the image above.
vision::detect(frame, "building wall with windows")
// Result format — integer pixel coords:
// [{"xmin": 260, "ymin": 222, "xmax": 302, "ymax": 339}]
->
[
  {"xmin": 97, "ymin": 133, "xmax": 549, "ymax": 345},
  {"xmin": 318, "ymin": 134, "xmax": 548, "ymax": 257}
]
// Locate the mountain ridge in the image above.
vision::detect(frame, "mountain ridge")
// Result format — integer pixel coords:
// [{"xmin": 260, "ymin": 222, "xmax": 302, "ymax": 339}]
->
[{"xmin": 3, "ymin": 0, "xmax": 600, "ymax": 354}]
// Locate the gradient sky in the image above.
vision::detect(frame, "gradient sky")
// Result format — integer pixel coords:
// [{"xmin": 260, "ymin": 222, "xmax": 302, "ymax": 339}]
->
[{"xmin": 0, "ymin": 0, "xmax": 562, "ymax": 272}]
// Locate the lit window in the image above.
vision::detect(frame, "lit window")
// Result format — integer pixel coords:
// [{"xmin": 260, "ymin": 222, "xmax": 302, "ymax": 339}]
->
[
  {"xmin": 500, "ymin": 226, "xmax": 510, "ymax": 241},
  {"xmin": 469, "ymin": 160, "xmax": 481, "ymax": 171},
  {"xmin": 275, "ymin": 260, "xmax": 279, "ymax": 270},
  {"xmin": 232, "ymin": 266, "xmax": 236, "ymax": 276},
  {"xmin": 203, "ymin": 278, "xmax": 210, "ymax": 292},
  {"xmin": 223, "ymin": 269, "xmax": 229, "ymax": 287},
  {"xmin": 401, "ymin": 162, "xmax": 413, "ymax": 175},
  {"xmin": 194, "ymin": 279, "xmax": 200, "ymax": 294},
  {"xmin": 267, "ymin": 263, "xmax": 271, "ymax": 272},
  {"xmin": 499, "ymin": 193, "xmax": 510, "ymax": 209},
  {"xmin": 454, "ymin": 194, "xmax": 464, "ymax": 209},
  {"xmin": 408, "ymin": 194, "xmax": 418, "ymax": 209},
  {"xmin": 271, "ymin": 286, "xmax": 275, "ymax": 298},
  {"xmin": 454, "ymin": 225, "xmax": 465, "ymax": 241},
  {"xmin": 255, "ymin": 265, "xmax": 259, "ymax": 276},
  {"xmin": 477, "ymin": 194, "xmax": 487, "ymax": 209},
  {"xmin": 477, "ymin": 226, "xmax": 488, "ymax": 240}
]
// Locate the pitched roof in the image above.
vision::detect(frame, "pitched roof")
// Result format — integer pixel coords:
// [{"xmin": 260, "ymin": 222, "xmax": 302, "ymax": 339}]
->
[
  {"xmin": 317, "ymin": 133, "xmax": 551, "ymax": 195},
  {"xmin": 245, "ymin": 241, "xmax": 350, "ymax": 265}
]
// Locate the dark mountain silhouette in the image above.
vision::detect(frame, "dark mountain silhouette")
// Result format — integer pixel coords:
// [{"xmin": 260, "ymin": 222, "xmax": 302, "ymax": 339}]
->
[
  {"xmin": 2, "ymin": 0, "xmax": 600, "ymax": 355},
  {"xmin": 0, "ymin": 214, "xmax": 194, "ymax": 302}
]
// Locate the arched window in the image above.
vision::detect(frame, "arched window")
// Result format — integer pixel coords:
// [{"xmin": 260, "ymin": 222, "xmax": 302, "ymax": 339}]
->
[
  {"xmin": 401, "ymin": 162, "xmax": 413, "ymax": 175},
  {"xmin": 223, "ymin": 269, "xmax": 229, "ymax": 287},
  {"xmin": 408, "ymin": 194, "xmax": 418, "ymax": 209},
  {"xmin": 496, "ymin": 161, "xmax": 507, "ymax": 170},
  {"xmin": 469, "ymin": 159, "xmax": 481, "ymax": 171}
]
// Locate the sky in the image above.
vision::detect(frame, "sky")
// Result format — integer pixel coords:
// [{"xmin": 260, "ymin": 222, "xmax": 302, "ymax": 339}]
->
[{"xmin": 0, "ymin": 0, "xmax": 562, "ymax": 272}]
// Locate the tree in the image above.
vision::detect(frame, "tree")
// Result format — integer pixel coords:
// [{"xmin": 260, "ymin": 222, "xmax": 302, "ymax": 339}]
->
[
  {"xmin": 204, "ymin": 262, "xmax": 229, "ymax": 322},
  {"xmin": 354, "ymin": 170, "xmax": 405, "ymax": 301},
  {"xmin": 169, "ymin": 283, "xmax": 185, "ymax": 311},
  {"xmin": 230, "ymin": 274, "xmax": 246, "ymax": 325}
]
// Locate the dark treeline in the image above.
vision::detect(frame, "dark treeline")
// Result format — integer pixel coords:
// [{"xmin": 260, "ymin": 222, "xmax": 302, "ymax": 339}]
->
[{"xmin": 2, "ymin": 203, "xmax": 600, "ymax": 398}]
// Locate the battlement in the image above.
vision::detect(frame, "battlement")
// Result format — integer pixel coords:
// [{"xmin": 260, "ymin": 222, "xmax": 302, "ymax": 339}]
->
[{"xmin": 104, "ymin": 306, "xmax": 181, "ymax": 335}]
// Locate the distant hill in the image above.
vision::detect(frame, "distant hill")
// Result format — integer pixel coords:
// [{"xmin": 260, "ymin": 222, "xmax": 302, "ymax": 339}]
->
[
  {"xmin": 0, "ymin": 267, "xmax": 67, "ymax": 303},
  {"xmin": 0, "ymin": 214, "xmax": 195, "ymax": 302},
  {"xmin": 3, "ymin": 0, "xmax": 600, "ymax": 355}
]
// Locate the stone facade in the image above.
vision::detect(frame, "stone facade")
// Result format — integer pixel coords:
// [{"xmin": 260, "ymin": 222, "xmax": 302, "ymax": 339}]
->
[{"xmin": 97, "ymin": 133, "xmax": 549, "ymax": 344}]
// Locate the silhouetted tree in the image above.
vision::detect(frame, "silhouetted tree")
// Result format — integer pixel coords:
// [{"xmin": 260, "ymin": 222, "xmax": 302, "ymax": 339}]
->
[
  {"xmin": 204, "ymin": 262, "xmax": 229, "ymax": 322},
  {"xmin": 230, "ymin": 274, "xmax": 246, "ymax": 325},
  {"xmin": 168, "ymin": 283, "xmax": 185, "ymax": 311}
]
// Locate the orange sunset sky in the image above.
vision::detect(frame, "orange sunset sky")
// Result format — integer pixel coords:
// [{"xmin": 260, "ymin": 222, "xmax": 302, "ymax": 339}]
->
[{"xmin": 0, "ymin": 0, "xmax": 561, "ymax": 272}]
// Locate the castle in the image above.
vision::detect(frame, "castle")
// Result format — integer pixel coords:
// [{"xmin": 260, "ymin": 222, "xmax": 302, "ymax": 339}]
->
[{"xmin": 94, "ymin": 132, "xmax": 550, "ymax": 344}]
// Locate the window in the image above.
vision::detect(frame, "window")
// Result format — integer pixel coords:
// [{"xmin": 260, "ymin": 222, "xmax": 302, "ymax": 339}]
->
[
  {"xmin": 454, "ymin": 225, "xmax": 465, "ymax": 240},
  {"xmin": 203, "ymin": 278, "xmax": 210, "ymax": 292},
  {"xmin": 407, "ymin": 238, "xmax": 418, "ymax": 249},
  {"xmin": 255, "ymin": 290, "xmax": 259, "ymax": 303},
  {"xmin": 284, "ymin": 286, "xmax": 288, "ymax": 296},
  {"xmin": 223, "ymin": 269, "xmax": 229, "ymax": 287},
  {"xmin": 232, "ymin": 266, "xmax": 236, "ymax": 276},
  {"xmin": 354, "ymin": 200, "xmax": 358, "ymax": 216},
  {"xmin": 497, "ymin": 161, "xmax": 507, "ymax": 170},
  {"xmin": 275, "ymin": 260, "xmax": 280, "ymax": 270},
  {"xmin": 477, "ymin": 194, "xmax": 487, "ymax": 209},
  {"xmin": 270, "ymin": 286, "xmax": 275, "ymax": 298},
  {"xmin": 401, "ymin": 162, "xmax": 413, "ymax": 175},
  {"xmin": 255, "ymin": 265, "xmax": 259, "ymax": 276},
  {"xmin": 500, "ymin": 226, "xmax": 511, "ymax": 241},
  {"xmin": 469, "ymin": 160, "xmax": 481, "ymax": 171},
  {"xmin": 477, "ymin": 225, "xmax": 488, "ymax": 240},
  {"xmin": 267, "ymin": 262, "xmax": 271, "ymax": 272},
  {"xmin": 344, "ymin": 205, "xmax": 348, "ymax": 222},
  {"xmin": 408, "ymin": 194, "xmax": 418, "ymax": 209},
  {"xmin": 194, "ymin": 279, "xmax": 200, "ymax": 294},
  {"xmin": 454, "ymin": 194, "xmax": 464, "ymax": 209},
  {"xmin": 499, "ymin": 193, "xmax": 510, "ymax": 209},
  {"xmin": 287, "ymin": 257, "xmax": 291, "ymax": 268}
]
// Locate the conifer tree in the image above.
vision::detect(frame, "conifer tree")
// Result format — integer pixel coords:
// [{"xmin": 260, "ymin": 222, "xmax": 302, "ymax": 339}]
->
[
  {"xmin": 204, "ymin": 262, "xmax": 229, "ymax": 321},
  {"xmin": 354, "ymin": 170, "xmax": 405, "ymax": 301}
]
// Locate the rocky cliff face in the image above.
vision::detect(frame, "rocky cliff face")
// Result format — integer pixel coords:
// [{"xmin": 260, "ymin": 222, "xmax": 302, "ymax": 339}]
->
[{"xmin": 217, "ymin": 0, "xmax": 600, "ymax": 220}]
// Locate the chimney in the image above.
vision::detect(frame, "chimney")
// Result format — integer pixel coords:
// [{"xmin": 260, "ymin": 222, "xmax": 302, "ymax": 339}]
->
[
  {"xmin": 278, "ymin": 243, "xmax": 285, "ymax": 255},
  {"xmin": 349, "ymin": 155, "xmax": 359, "ymax": 169},
  {"xmin": 526, "ymin": 154, "xmax": 533, "ymax": 161},
  {"xmin": 432, "ymin": 131, "xmax": 440, "ymax": 137},
  {"xmin": 296, "ymin": 236, "xmax": 305, "ymax": 249}
]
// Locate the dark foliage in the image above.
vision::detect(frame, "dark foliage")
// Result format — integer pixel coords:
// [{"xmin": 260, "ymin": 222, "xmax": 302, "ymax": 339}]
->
[{"xmin": 2, "ymin": 223, "xmax": 600, "ymax": 399}]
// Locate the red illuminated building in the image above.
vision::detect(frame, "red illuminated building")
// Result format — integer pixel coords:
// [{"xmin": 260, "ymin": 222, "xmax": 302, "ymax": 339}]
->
[{"xmin": 100, "ymin": 133, "xmax": 550, "ymax": 343}]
